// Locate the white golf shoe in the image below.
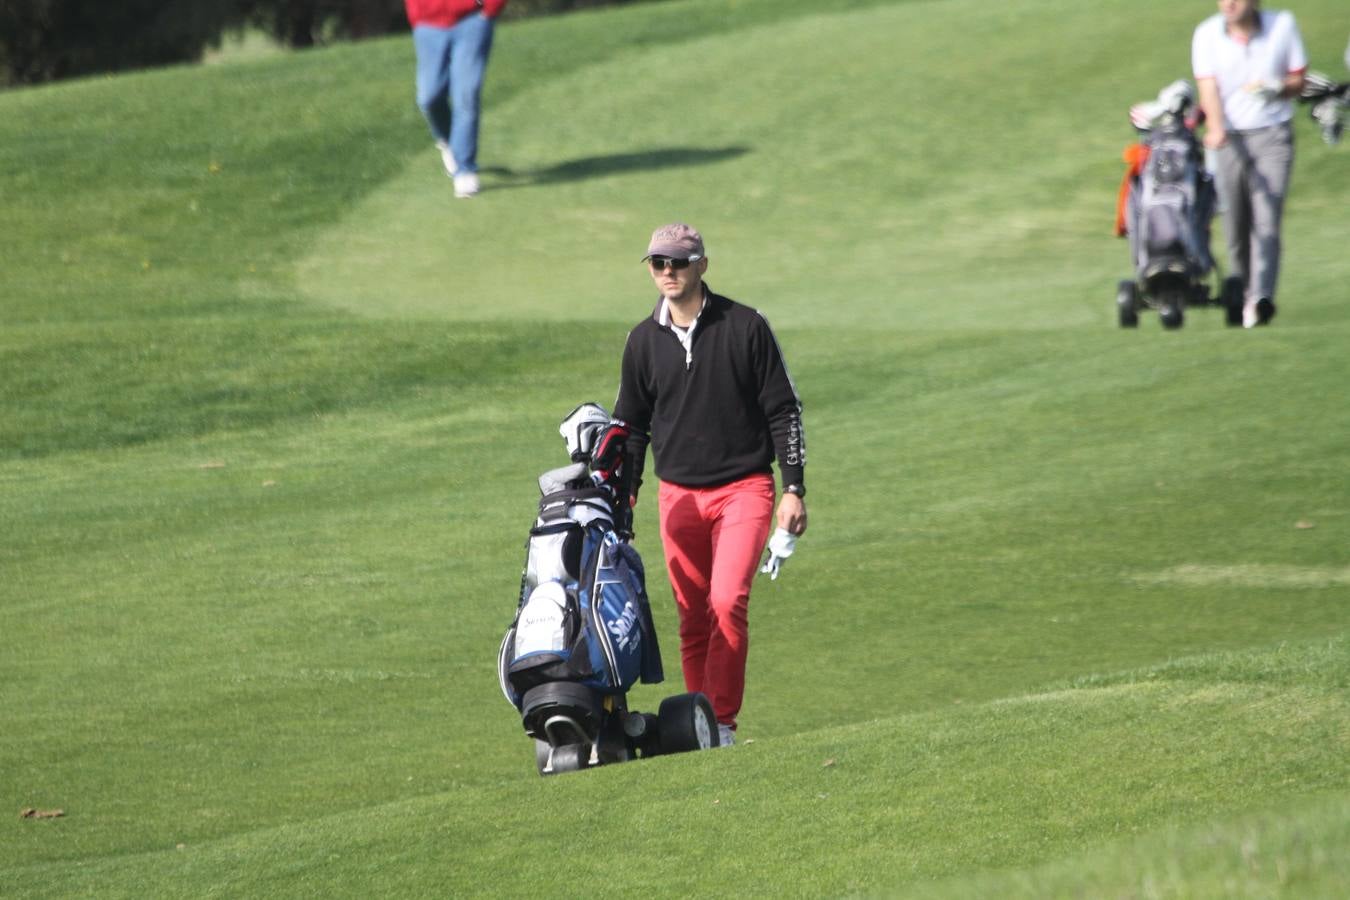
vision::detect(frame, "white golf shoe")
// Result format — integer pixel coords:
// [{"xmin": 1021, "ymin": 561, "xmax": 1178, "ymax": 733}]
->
[
  {"xmin": 435, "ymin": 141, "xmax": 458, "ymax": 177},
  {"xmin": 1243, "ymin": 297, "xmax": 1276, "ymax": 328},
  {"xmin": 453, "ymin": 172, "xmax": 480, "ymax": 198},
  {"xmin": 718, "ymin": 724, "xmax": 735, "ymax": 747}
]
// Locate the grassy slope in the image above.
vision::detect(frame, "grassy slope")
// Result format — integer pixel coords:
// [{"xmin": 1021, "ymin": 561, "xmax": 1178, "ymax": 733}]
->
[
  {"xmin": 11, "ymin": 642, "xmax": 1349, "ymax": 896},
  {"xmin": 2, "ymin": 0, "xmax": 1348, "ymax": 895}
]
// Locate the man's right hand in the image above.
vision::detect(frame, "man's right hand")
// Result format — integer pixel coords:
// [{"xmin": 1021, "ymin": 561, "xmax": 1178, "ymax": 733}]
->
[{"xmin": 1203, "ymin": 126, "xmax": 1228, "ymax": 149}]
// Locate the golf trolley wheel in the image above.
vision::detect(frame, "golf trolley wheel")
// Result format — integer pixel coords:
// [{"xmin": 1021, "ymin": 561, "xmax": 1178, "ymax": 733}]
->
[
  {"xmin": 1221, "ymin": 276, "xmax": 1244, "ymax": 327},
  {"xmin": 657, "ymin": 692, "xmax": 718, "ymax": 754},
  {"xmin": 1158, "ymin": 293, "xmax": 1185, "ymax": 330},
  {"xmin": 1116, "ymin": 280, "xmax": 1139, "ymax": 328}
]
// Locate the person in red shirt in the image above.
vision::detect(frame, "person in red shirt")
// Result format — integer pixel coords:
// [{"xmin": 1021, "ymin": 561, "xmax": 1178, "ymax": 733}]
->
[{"xmin": 404, "ymin": 0, "xmax": 508, "ymax": 198}]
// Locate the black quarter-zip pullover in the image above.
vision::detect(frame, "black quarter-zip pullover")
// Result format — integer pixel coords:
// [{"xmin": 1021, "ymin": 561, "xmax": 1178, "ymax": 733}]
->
[{"xmin": 614, "ymin": 286, "xmax": 805, "ymax": 495}]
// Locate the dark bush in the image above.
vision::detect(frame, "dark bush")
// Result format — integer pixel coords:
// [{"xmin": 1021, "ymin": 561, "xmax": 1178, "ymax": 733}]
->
[
  {"xmin": 0, "ymin": 0, "xmax": 238, "ymax": 85},
  {"xmin": 0, "ymin": 0, "xmax": 660, "ymax": 86}
]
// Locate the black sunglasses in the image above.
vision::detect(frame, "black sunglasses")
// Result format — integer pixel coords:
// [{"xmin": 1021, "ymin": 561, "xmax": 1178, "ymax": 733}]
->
[{"xmin": 647, "ymin": 255, "xmax": 699, "ymax": 271}]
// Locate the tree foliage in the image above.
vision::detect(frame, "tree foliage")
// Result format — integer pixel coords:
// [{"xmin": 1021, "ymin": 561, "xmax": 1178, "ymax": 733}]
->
[
  {"xmin": 234, "ymin": 0, "xmax": 407, "ymax": 49},
  {"xmin": 0, "ymin": 0, "xmax": 653, "ymax": 86},
  {"xmin": 0, "ymin": 0, "xmax": 239, "ymax": 85}
]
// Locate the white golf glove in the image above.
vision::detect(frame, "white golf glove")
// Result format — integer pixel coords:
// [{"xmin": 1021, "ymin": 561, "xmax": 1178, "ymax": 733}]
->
[
  {"xmin": 1246, "ymin": 79, "xmax": 1284, "ymax": 102},
  {"xmin": 759, "ymin": 528, "xmax": 798, "ymax": 580}
]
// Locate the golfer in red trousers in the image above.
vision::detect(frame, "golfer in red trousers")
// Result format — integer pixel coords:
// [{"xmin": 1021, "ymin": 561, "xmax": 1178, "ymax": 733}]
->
[{"xmin": 614, "ymin": 223, "xmax": 807, "ymax": 747}]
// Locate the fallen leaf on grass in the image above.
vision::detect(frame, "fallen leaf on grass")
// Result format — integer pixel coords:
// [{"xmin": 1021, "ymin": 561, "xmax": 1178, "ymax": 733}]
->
[
  {"xmin": 1295, "ymin": 520, "xmax": 1315, "ymax": 530},
  {"xmin": 20, "ymin": 808, "xmax": 64, "ymax": 819},
  {"xmin": 822, "ymin": 758, "xmax": 836, "ymax": 768},
  {"xmin": 199, "ymin": 461, "xmax": 226, "ymax": 470}
]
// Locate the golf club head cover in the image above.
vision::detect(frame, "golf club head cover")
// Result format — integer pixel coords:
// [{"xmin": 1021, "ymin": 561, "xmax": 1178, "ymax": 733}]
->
[
  {"xmin": 1156, "ymin": 79, "xmax": 1194, "ymax": 116},
  {"xmin": 1309, "ymin": 97, "xmax": 1345, "ymax": 145},
  {"xmin": 559, "ymin": 402, "xmax": 611, "ymax": 463},
  {"xmin": 1299, "ymin": 71, "xmax": 1336, "ymax": 100},
  {"xmin": 1129, "ymin": 100, "xmax": 1165, "ymax": 131},
  {"xmin": 759, "ymin": 527, "xmax": 798, "ymax": 580},
  {"xmin": 589, "ymin": 420, "xmax": 630, "ymax": 483},
  {"xmin": 589, "ymin": 420, "xmax": 634, "ymax": 536}
]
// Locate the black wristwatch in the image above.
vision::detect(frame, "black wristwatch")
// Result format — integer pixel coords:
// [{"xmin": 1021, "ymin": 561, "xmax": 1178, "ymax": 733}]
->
[{"xmin": 784, "ymin": 483, "xmax": 806, "ymax": 499}]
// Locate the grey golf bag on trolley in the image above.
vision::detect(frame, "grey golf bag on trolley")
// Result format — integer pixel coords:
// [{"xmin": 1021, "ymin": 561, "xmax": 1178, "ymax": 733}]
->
[
  {"xmin": 497, "ymin": 403, "xmax": 720, "ymax": 775},
  {"xmin": 1116, "ymin": 79, "xmax": 1243, "ymax": 329}
]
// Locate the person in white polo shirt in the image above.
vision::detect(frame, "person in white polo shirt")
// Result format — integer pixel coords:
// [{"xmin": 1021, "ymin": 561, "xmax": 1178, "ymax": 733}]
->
[{"xmin": 1192, "ymin": 0, "xmax": 1307, "ymax": 328}]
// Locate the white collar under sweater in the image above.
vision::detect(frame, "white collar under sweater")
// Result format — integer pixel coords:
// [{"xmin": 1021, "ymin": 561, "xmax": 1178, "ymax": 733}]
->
[{"xmin": 658, "ymin": 290, "xmax": 708, "ymax": 368}]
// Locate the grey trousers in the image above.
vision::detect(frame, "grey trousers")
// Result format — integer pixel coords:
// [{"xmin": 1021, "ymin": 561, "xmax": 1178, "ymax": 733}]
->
[{"xmin": 1213, "ymin": 122, "xmax": 1294, "ymax": 303}]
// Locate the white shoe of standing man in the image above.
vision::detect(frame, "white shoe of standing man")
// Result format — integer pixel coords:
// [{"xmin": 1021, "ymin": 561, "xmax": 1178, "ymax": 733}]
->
[
  {"xmin": 718, "ymin": 724, "xmax": 735, "ymax": 747},
  {"xmin": 453, "ymin": 172, "xmax": 480, "ymax": 198},
  {"xmin": 1242, "ymin": 297, "xmax": 1277, "ymax": 329},
  {"xmin": 435, "ymin": 141, "xmax": 458, "ymax": 177}
]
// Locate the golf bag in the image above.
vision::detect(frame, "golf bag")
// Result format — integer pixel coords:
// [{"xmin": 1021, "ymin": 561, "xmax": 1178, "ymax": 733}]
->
[
  {"xmin": 497, "ymin": 405, "xmax": 716, "ymax": 775},
  {"xmin": 1128, "ymin": 123, "xmax": 1214, "ymax": 279},
  {"xmin": 1115, "ymin": 79, "xmax": 1238, "ymax": 328},
  {"xmin": 498, "ymin": 469, "xmax": 663, "ymax": 707}
]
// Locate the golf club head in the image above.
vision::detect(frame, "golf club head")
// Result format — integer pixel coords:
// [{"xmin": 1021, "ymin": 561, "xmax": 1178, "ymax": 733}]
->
[{"xmin": 559, "ymin": 402, "xmax": 611, "ymax": 463}]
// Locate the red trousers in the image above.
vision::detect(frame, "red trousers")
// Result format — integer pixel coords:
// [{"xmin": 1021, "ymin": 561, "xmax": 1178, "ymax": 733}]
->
[{"xmin": 657, "ymin": 473, "xmax": 775, "ymax": 730}]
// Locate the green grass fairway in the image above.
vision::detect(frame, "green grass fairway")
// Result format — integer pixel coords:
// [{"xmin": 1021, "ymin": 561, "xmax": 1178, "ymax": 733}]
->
[{"xmin": 2, "ymin": 0, "xmax": 1348, "ymax": 895}]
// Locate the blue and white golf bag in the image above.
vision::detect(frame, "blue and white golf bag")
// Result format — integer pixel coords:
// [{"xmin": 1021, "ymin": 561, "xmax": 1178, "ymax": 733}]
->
[{"xmin": 497, "ymin": 405, "xmax": 663, "ymax": 749}]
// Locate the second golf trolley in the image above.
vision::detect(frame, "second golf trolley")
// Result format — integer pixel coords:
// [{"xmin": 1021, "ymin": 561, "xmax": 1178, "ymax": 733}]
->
[
  {"xmin": 1114, "ymin": 79, "xmax": 1243, "ymax": 329},
  {"xmin": 497, "ymin": 403, "xmax": 722, "ymax": 776}
]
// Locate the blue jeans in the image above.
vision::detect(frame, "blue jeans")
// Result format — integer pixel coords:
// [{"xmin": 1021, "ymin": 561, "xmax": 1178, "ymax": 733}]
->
[{"xmin": 413, "ymin": 17, "xmax": 495, "ymax": 174}]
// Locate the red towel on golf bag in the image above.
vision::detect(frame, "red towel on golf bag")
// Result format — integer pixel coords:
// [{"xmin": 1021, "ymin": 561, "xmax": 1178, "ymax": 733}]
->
[{"xmin": 1116, "ymin": 143, "xmax": 1151, "ymax": 237}]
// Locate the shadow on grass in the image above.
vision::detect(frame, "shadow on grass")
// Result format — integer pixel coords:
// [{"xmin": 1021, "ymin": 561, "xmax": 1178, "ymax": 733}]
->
[{"xmin": 481, "ymin": 145, "xmax": 750, "ymax": 189}]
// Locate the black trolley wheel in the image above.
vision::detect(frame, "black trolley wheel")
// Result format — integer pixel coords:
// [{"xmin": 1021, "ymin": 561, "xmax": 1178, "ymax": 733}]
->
[
  {"xmin": 1158, "ymin": 290, "xmax": 1186, "ymax": 329},
  {"xmin": 1221, "ymin": 276, "xmax": 1244, "ymax": 327},
  {"xmin": 657, "ymin": 692, "xmax": 718, "ymax": 754},
  {"xmin": 1116, "ymin": 280, "xmax": 1139, "ymax": 328}
]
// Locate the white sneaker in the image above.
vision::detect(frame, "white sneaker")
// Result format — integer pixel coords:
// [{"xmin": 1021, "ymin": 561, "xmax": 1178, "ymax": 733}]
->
[
  {"xmin": 1254, "ymin": 297, "xmax": 1276, "ymax": 326},
  {"xmin": 435, "ymin": 141, "xmax": 457, "ymax": 177},
  {"xmin": 718, "ymin": 724, "xmax": 735, "ymax": 747},
  {"xmin": 453, "ymin": 172, "xmax": 480, "ymax": 198},
  {"xmin": 1242, "ymin": 298, "xmax": 1258, "ymax": 329}
]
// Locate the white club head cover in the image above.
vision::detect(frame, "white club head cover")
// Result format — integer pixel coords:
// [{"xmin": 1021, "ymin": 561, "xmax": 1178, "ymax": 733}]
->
[
  {"xmin": 1129, "ymin": 100, "xmax": 1165, "ymax": 130},
  {"xmin": 1157, "ymin": 79, "xmax": 1195, "ymax": 115},
  {"xmin": 759, "ymin": 527, "xmax": 798, "ymax": 580},
  {"xmin": 559, "ymin": 402, "xmax": 610, "ymax": 462}
]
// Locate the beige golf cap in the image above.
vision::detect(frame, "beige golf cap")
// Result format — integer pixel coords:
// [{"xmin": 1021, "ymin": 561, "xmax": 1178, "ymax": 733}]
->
[{"xmin": 643, "ymin": 223, "xmax": 704, "ymax": 261}]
